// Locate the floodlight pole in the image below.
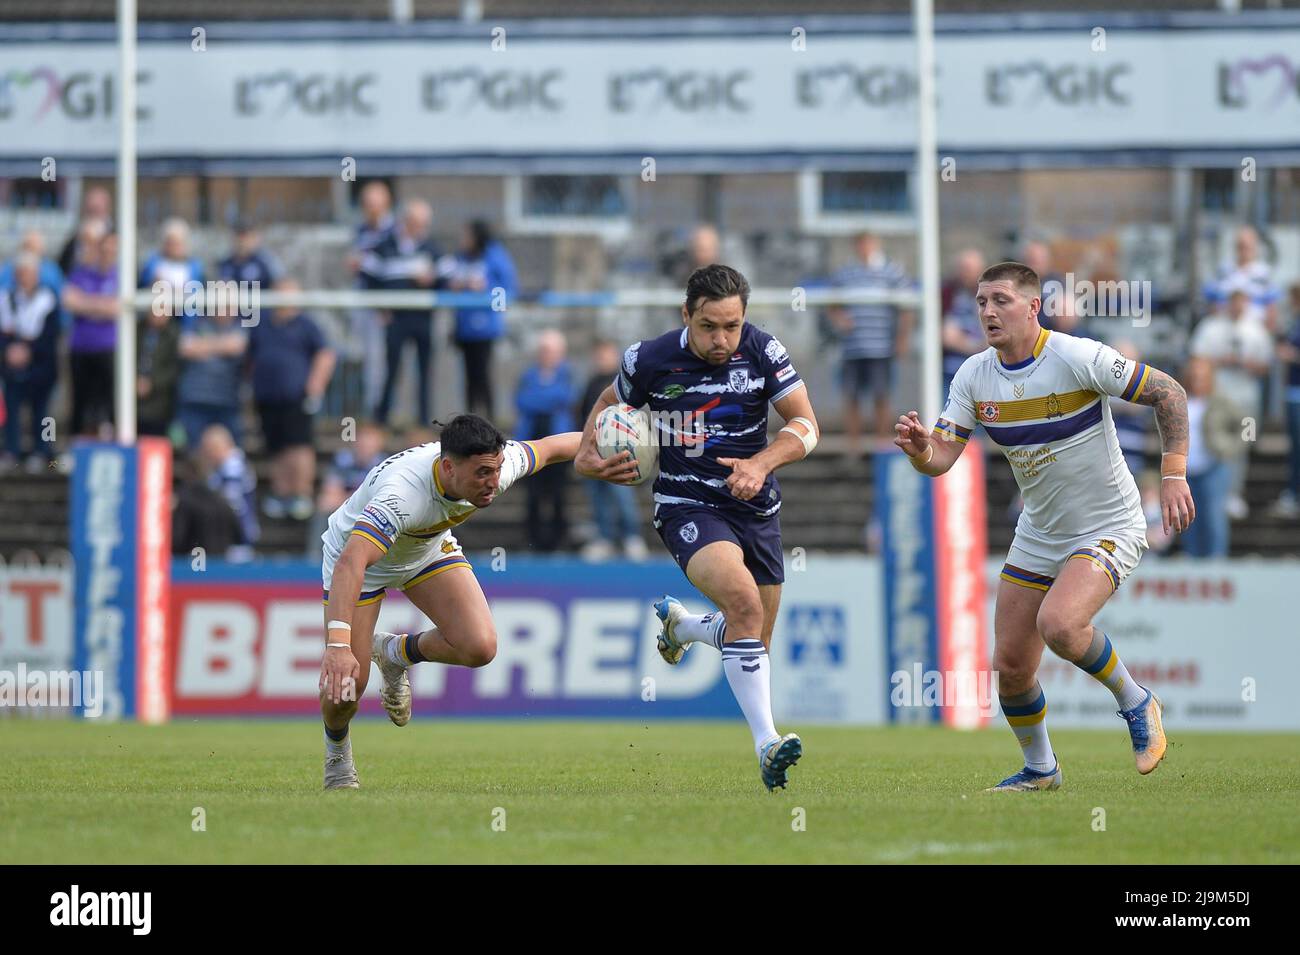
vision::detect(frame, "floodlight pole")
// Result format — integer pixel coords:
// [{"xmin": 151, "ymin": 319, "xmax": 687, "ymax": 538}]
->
[
  {"xmin": 115, "ymin": 0, "xmax": 138, "ymax": 445},
  {"xmin": 913, "ymin": 0, "xmax": 942, "ymax": 426}
]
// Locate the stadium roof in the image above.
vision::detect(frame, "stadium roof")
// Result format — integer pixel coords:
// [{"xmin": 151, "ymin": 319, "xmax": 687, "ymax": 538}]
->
[{"xmin": 8, "ymin": 1, "xmax": 1299, "ymax": 24}]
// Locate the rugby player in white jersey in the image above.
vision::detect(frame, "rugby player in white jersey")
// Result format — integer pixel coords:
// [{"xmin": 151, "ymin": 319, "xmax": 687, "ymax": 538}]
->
[
  {"xmin": 895, "ymin": 262, "xmax": 1195, "ymax": 791},
  {"xmin": 317, "ymin": 413, "xmax": 634, "ymax": 789}
]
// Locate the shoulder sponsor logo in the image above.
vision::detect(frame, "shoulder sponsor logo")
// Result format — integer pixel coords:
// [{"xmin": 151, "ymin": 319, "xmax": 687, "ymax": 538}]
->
[
  {"xmin": 776, "ymin": 365, "xmax": 796, "ymax": 383},
  {"xmin": 623, "ymin": 341, "xmax": 640, "ymax": 376},
  {"xmin": 1097, "ymin": 538, "xmax": 1117, "ymax": 554},
  {"xmin": 361, "ymin": 504, "xmax": 398, "ymax": 537},
  {"xmin": 1111, "ymin": 356, "xmax": 1127, "ymax": 380},
  {"xmin": 765, "ymin": 337, "xmax": 789, "ymax": 364}
]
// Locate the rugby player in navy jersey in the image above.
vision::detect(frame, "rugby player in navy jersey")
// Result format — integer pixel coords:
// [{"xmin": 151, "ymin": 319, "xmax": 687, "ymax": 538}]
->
[{"xmin": 575, "ymin": 265, "xmax": 820, "ymax": 791}]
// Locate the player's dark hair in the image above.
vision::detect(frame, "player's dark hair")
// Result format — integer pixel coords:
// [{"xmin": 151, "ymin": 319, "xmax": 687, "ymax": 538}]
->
[
  {"xmin": 436, "ymin": 414, "xmax": 507, "ymax": 458},
  {"xmin": 980, "ymin": 261, "xmax": 1041, "ymax": 298},
  {"xmin": 685, "ymin": 264, "xmax": 750, "ymax": 316}
]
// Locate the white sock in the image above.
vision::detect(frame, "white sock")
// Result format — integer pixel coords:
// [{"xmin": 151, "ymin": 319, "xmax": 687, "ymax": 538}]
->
[
  {"xmin": 323, "ymin": 727, "xmax": 349, "ymax": 755},
  {"xmin": 999, "ymin": 684, "xmax": 1056, "ymax": 773},
  {"xmin": 382, "ymin": 631, "xmax": 428, "ymax": 668},
  {"xmin": 675, "ymin": 611, "xmax": 726, "ymax": 650},
  {"xmin": 722, "ymin": 638, "xmax": 779, "ymax": 756}
]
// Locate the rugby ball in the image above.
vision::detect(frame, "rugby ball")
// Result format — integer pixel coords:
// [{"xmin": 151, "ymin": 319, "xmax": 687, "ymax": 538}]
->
[{"xmin": 595, "ymin": 403, "xmax": 658, "ymax": 485}]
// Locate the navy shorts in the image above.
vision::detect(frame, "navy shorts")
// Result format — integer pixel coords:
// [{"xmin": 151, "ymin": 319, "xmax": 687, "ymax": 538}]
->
[{"xmin": 654, "ymin": 504, "xmax": 785, "ymax": 585}]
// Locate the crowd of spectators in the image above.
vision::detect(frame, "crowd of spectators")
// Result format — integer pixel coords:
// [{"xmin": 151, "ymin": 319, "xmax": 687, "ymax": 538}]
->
[{"xmin": 2, "ymin": 184, "xmax": 1297, "ymax": 562}]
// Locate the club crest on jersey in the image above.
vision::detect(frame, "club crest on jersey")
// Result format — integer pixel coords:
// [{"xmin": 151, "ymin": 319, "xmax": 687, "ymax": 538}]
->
[
  {"xmin": 1045, "ymin": 393, "xmax": 1062, "ymax": 418},
  {"xmin": 978, "ymin": 400, "xmax": 1001, "ymax": 422},
  {"xmin": 728, "ymin": 369, "xmax": 750, "ymax": 393},
  {"xmin": 679, "ymin": 522, "xmax": 699, "ymax": 544}
]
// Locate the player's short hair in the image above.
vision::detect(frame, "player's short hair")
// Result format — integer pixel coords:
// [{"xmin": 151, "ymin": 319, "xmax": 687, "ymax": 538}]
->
[
  {"xmin": 685, "ymin": 264, "xmax": 751, "ymax": 316},
  {"xmin": 438, "ymin": 414, "xmax": 507, "ymax": 459},
  {"xmin": 979, "ymin": 261, "xmax": 1041, "ymax": 299}
]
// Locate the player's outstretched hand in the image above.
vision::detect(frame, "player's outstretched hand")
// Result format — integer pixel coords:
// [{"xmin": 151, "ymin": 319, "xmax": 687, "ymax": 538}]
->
[
  {"xmin": 893, "ymin": 411, "xmax": 931, "ymax": 458},
  {"xmin": 717, "ymin": 456, "xmax": 768, "ymax": 501},
  {"xmin": 1161, "ymin": 477, "xmax": 1196, "ymax": 535},
  {"xmin": 319, "ymin": 646, "xmax": 360, "ymax": 705},
  {"xmin": 575, "ymin": 444, "xmax": 642, "ymax": 485}
]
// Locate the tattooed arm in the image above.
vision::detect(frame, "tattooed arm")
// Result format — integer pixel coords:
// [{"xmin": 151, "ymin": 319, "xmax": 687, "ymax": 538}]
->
[
  {"xmin": 1133, "ymin": 367, "xmax": 1189, "ymax": 456},
  {"xmin": 1133, "ymin": 366, "xmax": 1195, "ymax": 533}
]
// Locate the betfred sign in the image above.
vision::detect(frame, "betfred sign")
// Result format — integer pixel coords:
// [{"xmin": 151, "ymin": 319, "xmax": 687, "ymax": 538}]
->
[
  {"xmin": 169, "ymin": 560, "xmax": 737, "ymax": 717},
  {"xmin": 70, "ymin": 440, "xmax": 172, "ymax": 722}
]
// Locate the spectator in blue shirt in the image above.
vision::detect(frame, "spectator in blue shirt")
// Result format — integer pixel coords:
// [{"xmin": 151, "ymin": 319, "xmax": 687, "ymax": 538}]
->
[
  {"xmin": 177, "ymin": 303, "xmax": 247, "ymax": 449},
  {"xmin": 139, "ymin": 218, "xmax": 205, "ymax": 313},
  {"xmin": 515, "ymin": 329, "xmax": 574, "ymax": 552},
  {"xmin": 249, "ymin": 278, "xmax": 336, "ymax": 521},
  {"xmin": 0, "ymin": 230, "xmax": 64, "ymax": 309},
  {"xmin": 218, "ymin": 221, "xmax": 282, "ymax": 291},
  {"xmin": 830, "ymin": 232, "xmax": 914, "ymax": 455},
  {"xmin": 444, "ymin": 219, "xmax": 518, "ymax": 422}
]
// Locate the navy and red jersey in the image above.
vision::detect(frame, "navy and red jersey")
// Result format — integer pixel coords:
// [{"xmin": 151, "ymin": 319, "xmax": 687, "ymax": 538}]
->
[{"xmin": 614, "ymin": 322, "xmax": 805, "ymax": 517}]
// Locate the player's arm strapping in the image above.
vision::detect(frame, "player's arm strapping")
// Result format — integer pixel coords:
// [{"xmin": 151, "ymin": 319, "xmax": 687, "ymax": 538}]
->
[
  {"xmin": 320, "ymin": 534, "xmax": 387, "ymax": 704},
  {"xmin": 1130, "ymin": 364, "xmax": 1196, "ymax": 533},
  {"xmin": 718, "ymin": 386, "xmax": 820, "ymax": 500},
  {"xmin": 574, "ymin": 384, "xmax": 642, "ymax": 484}
]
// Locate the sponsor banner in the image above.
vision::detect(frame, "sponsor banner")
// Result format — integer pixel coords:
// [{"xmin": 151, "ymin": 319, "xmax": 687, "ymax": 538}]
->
[
  {"xmin": 0, "ymin": 557, "xmax": 73, "ymax": 673},
  {"xmin": 170, "ymin": 556, "xmax": 877, "ymax": 719},
  {"xmin": 70, "ymin": 440, "xmax": 172, "ymax": 722},
  {"xmin": 4, "ymin": 29, "xmax": 1300, "ymax": 159},
  {"xmin": 877, "ymin": 453, "xmax": 940, "ymax": 724},
  {"xmin": 986, "ymin": 559, "xmax": 1300, "ymax": 731}
]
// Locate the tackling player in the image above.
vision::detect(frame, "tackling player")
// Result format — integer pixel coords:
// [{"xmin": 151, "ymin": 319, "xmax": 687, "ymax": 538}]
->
[
  {"xmin": 317, "ymin": 413, "xmax": 633, "ymax": 789},
  {"xmin": 575, "ymin": 265, "xmax": 820, "ymax": 791},
  {"xmin": 895, "ymin": 261, "xmax": 1195, "ymax": 791}
]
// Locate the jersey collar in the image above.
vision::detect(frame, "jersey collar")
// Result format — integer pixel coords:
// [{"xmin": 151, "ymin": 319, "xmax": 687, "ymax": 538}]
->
[
  {"xmin": 998, "ymin": 327, "xmax": 1050, "ymax": 371},
  {"xmin": 432, "ymin": 457, "xmax": 460, "ymax": 502}
]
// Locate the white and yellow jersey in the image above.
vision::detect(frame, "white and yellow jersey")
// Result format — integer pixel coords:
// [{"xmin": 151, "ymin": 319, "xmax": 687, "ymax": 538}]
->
[
  {"xmin": 321, "ymin": 439, "xmax": 540, "ymax": 599},
  {"xmin": 936, "ymin": 328, "xmax": 1150, "ymax": 540}
]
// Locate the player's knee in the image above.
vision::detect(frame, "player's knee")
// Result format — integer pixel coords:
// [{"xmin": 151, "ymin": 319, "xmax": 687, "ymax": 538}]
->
[
  {"xmin": 463, "ymin": 630, "xmax": 497, "ymax": 668},
  {"xmin": 992, "ymin": 651, "xmax": 1036, "ymax": 694},
  {"xmin": 1036, "ymin": 606, "xmax": 1081, "ymax": 653},
  {"xmin": 718, "ymin": 592, "xmax": 764, "ymax": 636}
]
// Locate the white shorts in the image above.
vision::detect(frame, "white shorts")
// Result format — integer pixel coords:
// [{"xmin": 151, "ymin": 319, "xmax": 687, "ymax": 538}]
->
[
  {"xmin": 321, "ymin": 532, "xmax": 470, "ymax": 607},
  {"xmin": 1001, "ymin": 524, "xmax": 1148, "ymax": 594}
]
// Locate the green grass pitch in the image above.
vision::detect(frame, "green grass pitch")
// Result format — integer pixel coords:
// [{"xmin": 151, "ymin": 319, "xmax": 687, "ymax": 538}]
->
[{"xmin": 2, "ymin": 720, "xmax": 1297, "ymax": 864}]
